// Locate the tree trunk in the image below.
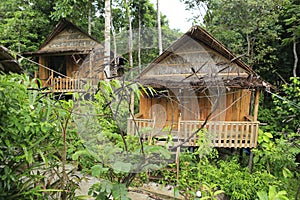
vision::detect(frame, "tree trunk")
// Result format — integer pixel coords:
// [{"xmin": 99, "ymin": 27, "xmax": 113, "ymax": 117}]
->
[
  {"xmin": 138, "ymin": 6, "xmax": 142, "ymax": 73},
  {"xmin": 111, "ymin": 16, "xmax": 118, "ymax": 76},
  {"xmin": 88, "ymin": 2, "xmax": 91, "ymax": 35},
  {"xmin": 125, "ymin": 0, "xmax": 133, "ymax": 71},
  {"xmin": 293, "ymin": 40, "xmax": 298, "ymax": 77},
  {"xmin": 157, "ymin": 0, "xmax": 163, "ymax": 55},
  {"xmin": 104, "ymin": 0, "xmax": 111, "ymax": 79}
]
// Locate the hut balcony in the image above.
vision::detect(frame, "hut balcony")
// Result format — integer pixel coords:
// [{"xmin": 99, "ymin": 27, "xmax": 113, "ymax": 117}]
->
[
  {"xmin": 127, "ymin": 118, "xmax": 259, "ymax": 148},
  {"xmin": 39, "ymin": 69, "xmax": 90, "ymax": 93}
]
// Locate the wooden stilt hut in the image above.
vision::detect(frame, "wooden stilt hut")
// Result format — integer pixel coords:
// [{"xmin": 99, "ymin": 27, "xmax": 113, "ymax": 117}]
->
[
  {"xmin": 25, "ymin": 19, "xmax": 125, "ymax": 93},
  {"xmin": 127, "ymin": 26, "xmax": 265, "ymax": 149}
]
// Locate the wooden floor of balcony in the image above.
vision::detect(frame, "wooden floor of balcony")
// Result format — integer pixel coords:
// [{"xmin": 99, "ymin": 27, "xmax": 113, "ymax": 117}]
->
[{"xmin": 127, "ymin": 118, "xmax": 259, "ymax": 148}]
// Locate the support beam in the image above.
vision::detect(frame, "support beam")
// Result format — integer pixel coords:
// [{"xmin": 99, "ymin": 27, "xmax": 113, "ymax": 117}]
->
[{"xmin": 253, "ymin": 89, "xmax": 260, "ymax": 121}]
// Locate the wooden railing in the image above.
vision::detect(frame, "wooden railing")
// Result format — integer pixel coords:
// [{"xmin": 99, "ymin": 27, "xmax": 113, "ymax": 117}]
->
[
  {"xmin": 47, "ymin": 77, "xmax": 86, "ymax": 93},
  {"xmin": 127, "ymin": 118, "xmax": 155, "ymax": 141},
  {"xmin": 127, "ymin": 118, "xmax": 259, "ymax": 148},
  {"xmin": 41, "ymin": 70, "xmax": 97, "ymax": 93},
  {"xmin": 178, "ymin": 120, "xmax": 259, "ymax": 148}
]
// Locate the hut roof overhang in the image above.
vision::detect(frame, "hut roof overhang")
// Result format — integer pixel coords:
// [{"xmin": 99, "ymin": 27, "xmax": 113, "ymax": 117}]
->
[
  {"xmin": 24, "ymin": 19, "xmax": 102, "ymax": 56},
  {"xmin": 137, "ymin": 26, "xmax": 263, "ymax": 89},
  {"xmin": 0, "ymin": 46, "xmax": 23, "ymax": 74}
]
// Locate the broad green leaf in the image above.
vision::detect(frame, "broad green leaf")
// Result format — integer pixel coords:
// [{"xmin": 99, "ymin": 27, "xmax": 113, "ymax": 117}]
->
[
  {"xmin": 174, "ymin": 187, "xmax": 179, "ymax": 198},
  {"xmin": 264, "ymin": 132, "xmax": 273, "ymax": 138},
  {"xmin": 214, "ymin": 190, "xmax": 225, "ymax": 196},
  {"xmin": 268, "ymin": 186, "xmax": 277, "ymax": 200},
  {"xmin": 112, "ymin": 161, "xmax": 132, "ymax": 173},
  {"xmin": 282, "ymin": 167, "xmax": 293, "ymax": 178},
  {"xmin": 111, "ymin": 183, "xmax": 131, "ymax": 200},
  {"xmin": 91, "ymin": 164, "xmax": 109, "ymax": 177},
  {"xmin": 257, "ymin": 191, "xmax": 268, "ymax": 200}
]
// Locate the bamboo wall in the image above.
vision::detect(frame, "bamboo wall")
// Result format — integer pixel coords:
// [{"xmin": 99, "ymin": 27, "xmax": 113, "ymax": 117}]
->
[
  {"xmin": 139, "ymin": 91, "xmax": 179, "ymax": 129},
  {"xmin": 138, "ymin": 88, "xmax": 253, "ymax": 130}
]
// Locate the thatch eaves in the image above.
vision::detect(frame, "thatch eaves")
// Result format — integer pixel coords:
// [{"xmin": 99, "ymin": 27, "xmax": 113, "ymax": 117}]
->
[{"xmin": 0, "ymin": 46, "xmax": 23, "ymax": 74}]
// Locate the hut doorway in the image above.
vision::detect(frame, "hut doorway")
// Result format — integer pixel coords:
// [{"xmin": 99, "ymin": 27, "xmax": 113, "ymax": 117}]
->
[{"xmin": 49, "ymin": 56, "xmax": 66, "ymax": 77}]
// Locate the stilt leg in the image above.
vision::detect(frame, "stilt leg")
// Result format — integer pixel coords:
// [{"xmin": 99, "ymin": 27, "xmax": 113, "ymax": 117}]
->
[
  {"xmin": 239, "ymin": 148, "xmax": 243, "ymax": 164},
  {"xmin": 176, "ymin": 147, "xmax": 180, "ymax": 182},
  {"xmin": 248, "ymin": 150, "xmax": 254, "ymax": 173}
]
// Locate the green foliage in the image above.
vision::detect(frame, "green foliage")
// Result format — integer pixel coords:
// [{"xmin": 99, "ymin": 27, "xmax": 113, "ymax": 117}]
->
[
  {"xmin": 254, "ymin": 130, "xmax": 299, "ymax": 175},
  {"xmin": 89, "ymin": 180, "xmax": 131, "ymax": 200},
  {"xmin": 0, "ymin": 74, "xmax": 62, "ymax": 198},
  {"xmin": 253, "ymin": 129, "xmax": 300, "ymax": 198},
  {"xmin": 0, "ymin": 74, "xmax": 88, "ymax": 199},
  {"xmin": 257, "ymin": 186, "xmax": 289, "ymax": 200},
  {"xmin": 0, "ymin": 0, "xmax": 54, "ymax": 52},
  {"xmin": 273, "ymin": 77, "xmax": 300, "ymax": 133},
  {"xmin": 156, "ymin": 150, "xmax": 280, "ymax": 200}
]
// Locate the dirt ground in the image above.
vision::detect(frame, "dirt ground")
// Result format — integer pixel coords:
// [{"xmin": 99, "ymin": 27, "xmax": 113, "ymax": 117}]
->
[{"xmin": 75, "ymin": 176, "xmax": 184, "ymax": 200}]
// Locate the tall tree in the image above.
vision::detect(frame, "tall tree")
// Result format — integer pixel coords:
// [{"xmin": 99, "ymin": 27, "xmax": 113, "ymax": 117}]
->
[
  {"xmin": 104, "ymin": 0, "xmax": 111, "ymax": 78},
  {"xmin": 137, "ymin": 0, "xmax": 142, "ymax": 72},
  {"xmin": 157, "ymin": 0, "xmax": 163, "ymax": 54},
  {"xmin": 282, "ymin": 1, "xmax": 300, "ymax": 77},
  {"xmin": 125, "ymin": 0, "xmax": 133, "ymax": 71}
]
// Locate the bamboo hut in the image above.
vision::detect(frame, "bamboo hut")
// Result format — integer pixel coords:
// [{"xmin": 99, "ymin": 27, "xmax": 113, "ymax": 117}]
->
[
  {"xmin": 26, "ymin": 19, "xmax": 124, "ymax": 93},
  {"xmin": 127, "ymin": 26, "xmax": 265, "ymax": 149}
]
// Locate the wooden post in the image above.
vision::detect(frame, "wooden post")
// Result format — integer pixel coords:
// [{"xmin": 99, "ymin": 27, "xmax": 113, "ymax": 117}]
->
[
  {"xmin": 249, "ymin": 89, "xmax": 259, "ymax": 173},
  {"xmin": 248, "ymin": 150, "xmax": 254, "ymax": 173},
  {"xmin": 176, "ymin": 146, "xmax": 180, "ymax": 182},
  {"xmin": 253, "ymin": 89, "xmax": 260, "ymax": 121},
  {"xmin": 130, "ymin": 91, "xmax": 135, "ymax": 118}
]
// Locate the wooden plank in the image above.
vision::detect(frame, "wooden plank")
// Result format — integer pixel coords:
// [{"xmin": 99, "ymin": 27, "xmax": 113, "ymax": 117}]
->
[
  {"xmin": 226, "ymin": 92, "xmax": 233, "ymax": 121},
  {"xmin": 218, "ymin": 122, "xmax": 224, "ymax": 147},
  {"xmin": 249, "ymin": 123, "xmax": 254, "ymax": 148},
  {"xmin": 229, "ymin": 123, "xmax": 234, "ymax": 148},
  {"xmin": 238, "ymin": 90, "xmax": 244, "ymax": 121},
  {"xmin": 244, "ymin": 90, "xmax": 251, "ymax": 118},
  {"xmin": 241, "ymin": 123, "xmax": 245, "ymax": 148},
  {"xmin": 231, "ymin": 90, "xmax": 237, "ymax": 121},
  {"xmin": 254, "ymin": 123, "xmax": 259, "ymax": 148},
  {"xmin": 139, "ymin": 94, "xmax": 148, "ymax": 118},
  {"xmin": 245, "ymin": 122, "xmax": 250, "ymax": 147},
  {"xmin": 234, "ymin": 123, "xmax": 239, "ymax": 148},
  {"xmin": 235, "ymin": 90, "xmax": 241, "ymax": 121},
  {"xmin": 39, "ymin": 56, "xmax": 49, "ymax": 86},
  {"xmin": 253, "ymin": 90, "xmax": 260, "ymax": 121}
]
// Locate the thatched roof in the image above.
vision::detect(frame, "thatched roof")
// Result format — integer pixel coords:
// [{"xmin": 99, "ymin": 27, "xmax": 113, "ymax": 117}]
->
[
  {"xmin": 26, "ymin": 19, "xmax": 102, "ymax": 56},
  {"xmin": 0, "ymin": 46, "xmax": 22, "ymax": 74},
  {"xmin": 138, "ymin": 26, "xmax": 263, "ymax": 89}
]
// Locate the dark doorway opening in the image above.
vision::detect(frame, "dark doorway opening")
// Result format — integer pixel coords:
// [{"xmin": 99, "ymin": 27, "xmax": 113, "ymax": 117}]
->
[{"xmin": 49, "ymin": 56, "xmax": 66, "ymax": 77}]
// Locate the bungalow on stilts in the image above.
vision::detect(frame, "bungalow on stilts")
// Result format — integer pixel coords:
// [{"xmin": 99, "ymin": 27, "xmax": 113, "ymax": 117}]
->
[{"xmin": 127, "ymin": 26, "xmax": 266, "ymax": 169}]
